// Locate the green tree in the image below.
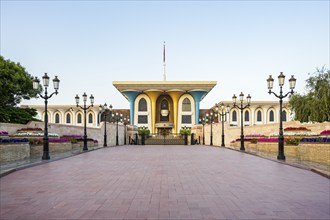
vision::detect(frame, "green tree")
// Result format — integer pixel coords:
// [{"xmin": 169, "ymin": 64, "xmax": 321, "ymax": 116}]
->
[
  {"xmin": 0, "ymin": 107, "xmax": 38, "ymax": 124},
  {"xmin": 0, "ymin": 56, "xmax": 39, "ymax": 123},
  {"xmin": 290, "ymin": 67, "xmax": 330, "ymax": 122}
]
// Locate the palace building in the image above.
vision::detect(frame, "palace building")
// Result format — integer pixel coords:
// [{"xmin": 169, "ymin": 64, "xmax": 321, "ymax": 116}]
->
[
  {"xmin": 211, "ymin": 101, "xmax": 292, "ymax": 126},
  {"xmin": 24, "ymin": 80, "xmax": 292, "ymax": 132},
  {"xmin": 112, "ymin": 81, "xmax": 217, "ymax": 134}
]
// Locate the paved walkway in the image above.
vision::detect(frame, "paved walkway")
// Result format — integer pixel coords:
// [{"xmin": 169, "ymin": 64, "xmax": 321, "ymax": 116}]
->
[{"xmin": 1, "ymin": 145, "xmax": 329, "ymax": 220}]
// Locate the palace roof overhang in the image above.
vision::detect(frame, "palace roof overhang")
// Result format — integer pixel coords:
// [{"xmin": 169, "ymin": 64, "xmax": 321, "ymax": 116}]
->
[{"xmin": 113, "ymin": 81, "xmax": 217, "ymax": 101}]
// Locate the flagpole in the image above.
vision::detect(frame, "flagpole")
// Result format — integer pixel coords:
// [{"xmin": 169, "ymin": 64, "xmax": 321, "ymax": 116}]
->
[{"xmin": 163, "ymin": 41, "xmax": 166, "ymax": 81}]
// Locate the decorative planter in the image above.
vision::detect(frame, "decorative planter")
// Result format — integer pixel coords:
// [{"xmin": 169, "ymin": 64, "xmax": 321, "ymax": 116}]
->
[
  {"xmin": 30, "ymin": 142, "xmax": 72, "ymax": 157},
  {"xmin": 161, "ymin": 109, "xmax": 169, "ymax": 117},
  {"xmin": 0, "ymin": 143, "xmax": 30, "ymax": 163}
]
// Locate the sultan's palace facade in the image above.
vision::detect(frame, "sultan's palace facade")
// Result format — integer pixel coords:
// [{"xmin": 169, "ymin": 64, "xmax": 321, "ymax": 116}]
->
[{"xmin": 24, "ymin": 80, "xmax": 292, "ymax": 133}]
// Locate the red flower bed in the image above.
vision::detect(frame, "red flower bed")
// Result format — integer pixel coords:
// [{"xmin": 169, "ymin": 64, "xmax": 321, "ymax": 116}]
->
[
  {"xmin": 257, "ymin": 137, "xmax": 287, "ymax": 142},
  {"xmin": 284, "ymin": 127, "xmax": 310, "ymax": 131},
  {"xmin": 19, "ymin": 127, "xmax": 43, "ymax": 131}
]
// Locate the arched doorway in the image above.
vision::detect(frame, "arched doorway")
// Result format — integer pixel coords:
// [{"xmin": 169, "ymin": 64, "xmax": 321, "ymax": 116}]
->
[{"xmin": 155, "ymin": 94, "xmax": 174, "ymax": 134}]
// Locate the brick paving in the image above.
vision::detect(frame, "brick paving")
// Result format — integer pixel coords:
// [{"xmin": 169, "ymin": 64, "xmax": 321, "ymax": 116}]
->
[{"xmin": 0, "ymin": 145, "xmax": 329, "ymax": 220}]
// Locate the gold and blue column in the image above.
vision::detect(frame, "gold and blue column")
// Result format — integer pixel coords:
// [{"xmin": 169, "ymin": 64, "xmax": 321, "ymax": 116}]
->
[
  {"xmin": 122, "ymin": 91, "xmax": 140, "ymax": 125},
  {"xmin": 190, "ymin": 91, "xmax": 207, "ymax": 124}
]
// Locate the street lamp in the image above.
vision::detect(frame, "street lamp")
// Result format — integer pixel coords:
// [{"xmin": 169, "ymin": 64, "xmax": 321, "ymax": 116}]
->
[
  {"xmin": 75, "ymin": 93, "xmax": 94, "ymax": 151},
  {"xmin": 33, "ymin": 73, "xmax": 60, "ymax": 160},
  {"xmin": 112, "ymin": 112, "xmax": 123, "ymax": 145},
  {"xmin": 215, "ymin": 103, "xmax": 230, "ymax": 147},
  {"xmin": 199, "ymin": 116, "xmax": 206, "ymax": 145},
  {"xmin": 122, "ymin": 116, "xmax": 130, "ymax": 145},
  {"xmin": 233, "ymin": 92, "xmax": 251, "ymax": 151},
  {"xmin": 99, "ymin": 103, "xmax": 112, "ymax": 147},
  {"xmin": 267, "ymin": 72, "xmax": 296, "ymax": 160},
  {"xmin": 206, "ymin": 111, "xmax": 216, "ymax": 146}
]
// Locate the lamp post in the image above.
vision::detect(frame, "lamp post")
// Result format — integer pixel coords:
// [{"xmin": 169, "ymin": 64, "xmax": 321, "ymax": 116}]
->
[
  {"xmin": 123, "ymin": 116, "xmax": 130, "ymax": 145},
  {"xmin": 206, "ymin": 111, "xmax": 216, "ymax": 146},
  {"xmin": 215, "ymin": 103, "xmax": 230, "ymax": 147},
  {"xmin": 112, "ymin": 112, "xmax": 123, "ymax": 145},
  {"xmin": 75, "ymin": 93, "xmax": 94, "ymax": 151},
  {"xmin": 33, "ymin": 73, "xmax": 60, "ymax": 160},
  {"xmin": 233, "ymin": 92, "xmax": 251, "ymax": 151},
  {"xmin": 267, "ymin": 72, "xmax": 296, "ymax": 160},
  {"xmin": 199, "ymin": 116, "xmax": 206, "ymax": 145},
  {"xmin": 99, "ymin": 103, "xmax": 112, "ymax": 147}
]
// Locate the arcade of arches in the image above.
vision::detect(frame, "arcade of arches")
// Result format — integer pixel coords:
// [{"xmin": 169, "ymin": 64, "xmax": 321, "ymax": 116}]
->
[{"xmin": 25, "ymin": 81, "xmax": 292, "ymax": 131}]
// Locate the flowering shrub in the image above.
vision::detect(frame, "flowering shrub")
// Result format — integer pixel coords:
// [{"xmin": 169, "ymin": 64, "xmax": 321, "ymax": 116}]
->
[
  {"xmin": 61, "ymin": 134, "xmax": 83, "ymax": 138},
  {"xmin": 0, "ymin": 138, "xmax": 29, "ymax": 144},
  {"xmin": 300, "ymin": 137, "xmax": 330, "ymax": 143},
  {"xmin": 270, "ymin": 131, "xmax": 318, "ymax": 137},
  {"xmin": 286, "ymin": 131, "xmax": 318, "ymax": 136},
  {"xmin": 257, "ymin": 137, "xmax": 286, "ymax": 142},
  {"xmin": 320, "ymin": 130, "xmax": 330, "ymax": 135},
  {"xmin": 245, "ymin": 134, "xmax": 266, "ymax": 137},
  {"xmin": 29, "ymin": 138, "xmax": 70, "ymax": 145},
  {"xmin": 284, "ymin": 127, "xmax": 310, "ymax": 131},
  {"xmin": 285, "ymin": 138, "xmax": 300, "ymax": 145},
  {"xmin": 0, "ymin": 131, "xmax": 9, "ymax": 135},
  {"xmin": 18, "ymin": 127, "xmax": 42, "ymax": 131},
  {"xmin": 49, "ymin": 138, "xmax": 70, "ymax": 143},
  {"xmin": 12, "ymin": 132, "xmax": 59, "ymax": 137},
  {"xmin": 138, "ymin": 127, "xmax": 151, "ymax": 135},
  {"xmin": 61, "ymin": 135, "xmax": 84, "ymax": 144}
]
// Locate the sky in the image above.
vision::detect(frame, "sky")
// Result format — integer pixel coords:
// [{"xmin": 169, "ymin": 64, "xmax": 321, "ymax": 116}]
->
[{"xmin": 1, "ymin": 0, "xmax": 329, "ymax": 109}]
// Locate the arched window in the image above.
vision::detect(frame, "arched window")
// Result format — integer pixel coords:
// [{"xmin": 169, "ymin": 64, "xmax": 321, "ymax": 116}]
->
[
  {"xmin": 182, "ymin": 98, "xmax": 191, "ymax": 112},
  {"xmin": 77, "ymin": 113, "xmax": 82, "ymax": 123},
  {"xmin": 161, "ymin": 99, "xmax": 169, "ymax": 110},
  {"xmin": 269, "ymin": 110, "xmax": 274, "ymax": 122},
  {"xmin": 282, "ymin": 111, "xmax": 287, "ymax": 121},
  {"xmin": 257, "ymin": 110, "xmax": 262, "ymax": 122},
  {"xmin": 244, "ymin": 111, "xmax": 249, "ymax": 122},
  {"xmin": 232, "ymin": 110, "xmax": 237, "ymax": 122},
  {"xmin": 88, "ymin": 113, "xmax": 93, "ymax": 123},
  {"xmin": 66, "ymin": 114, "xmax": 71, "ymax": 124},
  {"xmin": 138, "ymin": 98, "xmax": 147, "ymax": 111},
  {"xmin": 55, "ymin": 113, "xmax": 60, "ymax": 123}
]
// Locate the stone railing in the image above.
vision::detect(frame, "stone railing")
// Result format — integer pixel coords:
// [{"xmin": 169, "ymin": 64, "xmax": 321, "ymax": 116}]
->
[
  {"xmin": 0, "ymin": 122, "xmax": 138, "ymax": 165},
  {"xmin": 191, "ymin": 121, "xmax": 330, "ymax": 147},
  {"xmin": 229, "ymin": 141, "xmax": 330, "ymax": 165},
  {"xmin": 0, "ymin": 141, "xmax": 102, "ymax": 163}
]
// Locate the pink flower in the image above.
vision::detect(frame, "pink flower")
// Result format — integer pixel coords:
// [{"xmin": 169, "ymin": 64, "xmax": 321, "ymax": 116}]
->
[{"xmin": 320, "ymin": 130, "xmax": 330, "ymax": 135}]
